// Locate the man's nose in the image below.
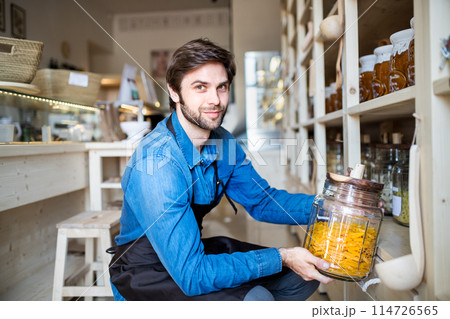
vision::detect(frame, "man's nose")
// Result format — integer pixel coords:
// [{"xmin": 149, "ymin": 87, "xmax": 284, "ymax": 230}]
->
[{"xmin": 207, "ymin": 89, "xmax": 220, "ymax": 105}]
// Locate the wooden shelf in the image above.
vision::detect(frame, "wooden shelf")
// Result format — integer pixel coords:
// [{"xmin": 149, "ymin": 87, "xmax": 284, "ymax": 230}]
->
[
  {"xmin": 357, "ymin": 0, "xmax": 413, "ymax": 57},
  {"xmin": 325, "ymin": 0, "xmax": 338, "ymax": 18},
  {"xmin": 300, "ymin": 118, "xmax": 315, "ymax": 129},
  {"xmin": 433, "ymin": 76, "xmax": 450, "ymax": 96},
  {"xmin": 288, "ymin": 0, "xmax": 297, "ymax": 14},
  {"xmin": 317, "ymin": 109, "xmax": 343, "ymax": 126},
  {"xmin": 377, "ymin": 217, "xmax": 411, "ymax": 262},
  {"xmin": 289, "ymin": 30, "xmax": 298, "ymax": 48},
  {"xmin": 300, "ymin": 43, "xmax": 313, "ymax": 66},
  {"xmin": 101, "ymin": 177, "xmax": 122, "ymax": 189},
  {"xmin": 299, "ymin": 0, "xmax": 312, "ymax": 25},
  {"xmin": 348, "ymin": 86, "xmax": 415, "ymax": 122}
]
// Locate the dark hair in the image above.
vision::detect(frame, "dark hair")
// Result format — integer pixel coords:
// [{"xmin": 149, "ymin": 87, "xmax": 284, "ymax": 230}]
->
[{"xmin": 166, "ymin": 38, "xmax": 236, "ymax": 110}]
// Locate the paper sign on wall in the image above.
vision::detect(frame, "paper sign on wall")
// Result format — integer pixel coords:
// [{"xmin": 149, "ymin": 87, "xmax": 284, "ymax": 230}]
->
[{"xmin": 68, "ymin": 72, "xmax": 89, "ymax": 87}]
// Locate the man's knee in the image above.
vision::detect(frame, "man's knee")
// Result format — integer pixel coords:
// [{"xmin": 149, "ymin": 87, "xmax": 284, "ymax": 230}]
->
[{"xmin": 243, "ymin": 285, "xmax": 275, "ymax": 301}]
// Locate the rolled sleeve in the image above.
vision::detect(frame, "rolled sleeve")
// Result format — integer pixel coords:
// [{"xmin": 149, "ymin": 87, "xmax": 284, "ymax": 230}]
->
[{"xmin": 253, "ymin": 247, "xmax": 283, "ymax": 278}]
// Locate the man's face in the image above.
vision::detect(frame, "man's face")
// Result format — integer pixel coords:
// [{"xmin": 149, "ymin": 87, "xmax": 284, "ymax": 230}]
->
[{"xmin": 173, "ymin": 62, "xmax": 230, "ymax": 131}]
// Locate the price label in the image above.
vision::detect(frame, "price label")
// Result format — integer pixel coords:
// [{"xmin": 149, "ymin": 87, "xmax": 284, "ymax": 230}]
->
[{"xmin": 68, "ymin": 72, "xmax": 89, "ymax": 87}]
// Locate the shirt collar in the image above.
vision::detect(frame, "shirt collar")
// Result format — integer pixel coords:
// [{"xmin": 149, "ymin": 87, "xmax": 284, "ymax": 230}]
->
[{"xmin": 171, "ymin": 111, "xmax": 218, "ymax": 169}]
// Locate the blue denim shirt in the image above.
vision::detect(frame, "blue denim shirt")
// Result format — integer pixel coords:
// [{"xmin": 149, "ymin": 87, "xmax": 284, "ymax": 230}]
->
[{"xmin": 115, "ymin": 111, "xmax": 315, "ymax": 296}]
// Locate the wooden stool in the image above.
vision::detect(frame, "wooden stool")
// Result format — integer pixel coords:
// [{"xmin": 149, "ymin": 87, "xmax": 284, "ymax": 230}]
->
[{"xmin": 52, "ymin": 210, "xmax": 121, "ymax": 301}]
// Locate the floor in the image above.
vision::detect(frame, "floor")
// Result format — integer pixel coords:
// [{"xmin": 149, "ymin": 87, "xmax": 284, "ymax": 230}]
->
[{"xmin": 1, "ymin": 149, "xmax": 329, "ymax": 301}]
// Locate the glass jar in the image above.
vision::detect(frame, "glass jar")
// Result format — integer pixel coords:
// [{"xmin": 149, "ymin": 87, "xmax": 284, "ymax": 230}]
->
[
  {"xmin": 359, "ymin": 54, "xmax": 377, "ymax": 102},
  {"xmin": 325, "ymin": 86, "xmax": 333, "ymax": 114},
  {"xmin": 391, "ymin": 145, "xmax": 410, "ymax": 226},
  {"xmin": 326, "ymin": 141, "xmax": 344, "ymax": 175},
  {"xmin": 304, "ymin": 172, "xmax": 384, "ymax": 281},
  {"xmin": 329, "ymin": 82, "xmax": 337, "ymax": 113},
  {"xmin": 361, "ymin": 134, "xmax": 374, "ymax": 181},
  {"xmin": 308, "ymin": 96, "xmax": 314, "ymax": 119},
  {"xmin": 372, "ymin": 144, "xmax": 397, "ymax": 215},
  {"xmin": 336, "ymin": 86, "xmax": 342, "ymax": 111},
  {"xmin": 372, "ymin": 44, "xmax": 392, "ymax": 98},
  {"xmin": 407, "ymin": 18, "xmax": 415, "ymax": 86},
  {"xmin": 389, "ymin": 29, "xmax": 414, "ymax": 93}
]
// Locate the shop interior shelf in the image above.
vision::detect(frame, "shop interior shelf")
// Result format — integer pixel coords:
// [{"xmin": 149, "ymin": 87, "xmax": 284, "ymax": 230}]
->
[
  {"xmin": 101, "ymin": 177, "xmax": 122, "ymax": 189},
  {"xmin": 348, "ymin": 86, "xmax": 415, "ymax": 122},
  {"xmin": 0, "ymin": 89, "xmax": 99, "ymax": 114},
  {"xmin": 433, "ymin": 76, "xmax": 450, "ymax": 96},
  {"xmin": 299, "ymin": 0, "xmax": 311, "ymax": 25},
  {"xmin": 300, "ymin": 44, "xmax": 313, "ymax": 66},
  {"xmin": 317, "ymin": 109, "xmax": 343, "ymax": 126},
  {"xmin": 300, "ymin": 117, "xmax": 315, "ymax": 129},
  {"xmin": 377, "ymin": 217, "xmax": 411, "ymax": 262}
]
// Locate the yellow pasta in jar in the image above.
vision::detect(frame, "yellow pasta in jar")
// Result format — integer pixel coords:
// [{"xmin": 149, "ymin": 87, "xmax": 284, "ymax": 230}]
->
[{"xmin": 306, "ymin": 221, "xmax": 378, "ymax": 278}]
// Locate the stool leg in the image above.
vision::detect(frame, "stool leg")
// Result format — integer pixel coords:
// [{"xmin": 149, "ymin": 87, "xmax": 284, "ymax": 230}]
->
[
  {"xmin": 84, "ymin": 238, "xmax": 94, "ymax": 301},
  {"xmin": 95, "ymin": 237, "xmax": 105, "ymax": 287},
  {"xmin": 53, "ymin": 228, "xmax": 68, "ymax": 301},
  {"xmin": 100, "ymin": 229, "xmax": 113, "ymax": 296}
]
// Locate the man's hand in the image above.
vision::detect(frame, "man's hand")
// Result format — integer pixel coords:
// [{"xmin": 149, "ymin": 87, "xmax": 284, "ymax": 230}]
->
[{"xmin": 279, "ymin": 247, "xmax": 334, "ymax": 284}]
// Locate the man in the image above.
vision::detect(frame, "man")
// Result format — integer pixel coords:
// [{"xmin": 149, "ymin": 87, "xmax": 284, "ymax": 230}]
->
[{"xmin": 109, "ymin": 38, "xmax": 332, "ymax": 301}]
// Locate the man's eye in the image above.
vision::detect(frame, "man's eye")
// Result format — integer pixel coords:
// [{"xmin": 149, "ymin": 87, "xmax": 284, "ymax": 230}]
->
[
  {"xmin": 218, "ymin": 84, "xmax": 228, "ymax": 91},
  {"xmin": 195, "ymin": 85, "xmax": 206, "ymax": 90}
]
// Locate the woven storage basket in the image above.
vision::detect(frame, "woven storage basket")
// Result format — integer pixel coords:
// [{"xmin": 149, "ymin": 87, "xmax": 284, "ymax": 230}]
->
[
  {"xmin": 31, "ymin": 69, "xmax": 102, "ymax": 106},
  {"xmin": 0, "ymin": 37, "xmax": 44, "ymax": 83}
]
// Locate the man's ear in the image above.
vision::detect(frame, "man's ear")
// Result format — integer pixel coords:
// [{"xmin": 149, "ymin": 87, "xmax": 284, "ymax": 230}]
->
[{"xmin": 167, "ymin": 85, "xmax": 180, "ymax": 104}]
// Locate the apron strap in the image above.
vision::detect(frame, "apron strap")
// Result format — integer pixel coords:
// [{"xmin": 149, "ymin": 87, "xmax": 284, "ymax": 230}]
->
[{"xmin": 167, "ymin": 113, "xmax": 238, "ymax": 214}]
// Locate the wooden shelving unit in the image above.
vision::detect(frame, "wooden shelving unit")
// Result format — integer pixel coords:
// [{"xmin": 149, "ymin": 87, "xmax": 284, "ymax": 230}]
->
[{"xmin": 281, "ymin": 0, "xmax": 450, "ymax": 301}]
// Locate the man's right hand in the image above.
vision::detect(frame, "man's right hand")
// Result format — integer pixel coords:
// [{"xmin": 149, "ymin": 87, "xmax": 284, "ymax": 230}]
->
[{"xmin": 279, "ymin": 247, "xmax": 334, "ymax": 284}]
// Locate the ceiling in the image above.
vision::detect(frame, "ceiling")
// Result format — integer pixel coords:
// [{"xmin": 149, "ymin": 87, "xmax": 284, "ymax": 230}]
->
[{"xmin": 84, "ymin": 0, "xmax": 231, "ymax": 15}]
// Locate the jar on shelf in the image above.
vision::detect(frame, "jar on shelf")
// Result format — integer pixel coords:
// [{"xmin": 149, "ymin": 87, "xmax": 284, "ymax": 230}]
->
[
  {"xmin": 372, "ymin": 144, "xmax": 397, "ymax": 215},
  {"xmin": 329, "ymin": 82, "xmax": 337, "ymax": 113},
  {"xmin": 372, "ymin": 44, "xmax": 393, "ymax": 98},
  {"xmin": 326, "ymin": 140, "xmax": 344, "ymax": 175},
  {"xmin": 389, "ymin": 28, "xmax": 414, "ymax": 93},
  {"xmin": 336, "ymin": 86, "xmax": 342, "ymax": 111},
  {"xmin": 308, "ymin": 96, "xmax": 314, "ymax": 119},
  {"xmin": 304, "ymin": 172, "xmax": 384, "ymax": 281},
  {"xmin": 407, "ymin": 17, "xmax": 415, "ymax": 86},
  {"xmin": 391, "ymin": 145, "xmax": 410, "ymax": 226},
  {"xmin": 325, "ymin": 86, "xmax": 333, "ymax": 114},
  {"xmin": 359, "ymin": 54, "xmax": 377, "ymax": 102},
  {"xmin": 361, "ymin": 134, "xmax": 375, "ymax": 181}
]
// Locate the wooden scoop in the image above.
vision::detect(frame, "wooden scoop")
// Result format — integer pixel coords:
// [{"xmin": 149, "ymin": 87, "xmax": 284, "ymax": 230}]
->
[{"xmin": 319, "ymin": 0, "xmax": 344, "ymax": 41}]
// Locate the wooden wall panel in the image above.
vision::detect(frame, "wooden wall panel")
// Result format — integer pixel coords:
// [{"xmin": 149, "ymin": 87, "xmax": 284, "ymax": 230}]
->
[
  {"xmin": 0, "ymin": 152, "xmax": 88, "ymax": 212},
  {"xmin": 0, "ymin": 190, "xmax": 86, "ymax": 297}
]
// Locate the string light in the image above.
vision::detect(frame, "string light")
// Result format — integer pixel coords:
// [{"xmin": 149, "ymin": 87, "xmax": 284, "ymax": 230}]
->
[{"xmin": 0, "ymin": 89, "xmax": 100, "ymax": 113}]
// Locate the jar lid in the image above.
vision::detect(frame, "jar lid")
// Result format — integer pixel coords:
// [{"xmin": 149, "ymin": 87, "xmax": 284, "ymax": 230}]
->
[
  {"xmin": 359, "ymin": 54, "xmax": 377, "ymax": 72},
  {"xmin": 374, "ymin": 44, "xmax": 393, "ymax": 63},
  {"xmin": 327, "ymin": 172, "xmax": 384, "ymax": 191},
  {"xmin": 361, "ymin": 134, "xmax": 371, "ymax": 144},
  {"xmin": 390, "ymin": 28, "xmax": 414, "ymax": 44},
  {"xmin": 328, "ymin": 82, "xmax": 337, "ymax": 93}
]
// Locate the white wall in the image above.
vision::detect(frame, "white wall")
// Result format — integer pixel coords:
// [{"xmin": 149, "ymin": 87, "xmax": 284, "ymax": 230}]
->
[
  {"xmin": 92, "ymin": 8, "xmax": 231, "ymax": 74},
  {"xmin": 227, "ymin": 0, "xmax": 281, "ymax": 136},
  {"xmin": 0, "ymin": 0, "xmax": 113, "ymax": 71}
]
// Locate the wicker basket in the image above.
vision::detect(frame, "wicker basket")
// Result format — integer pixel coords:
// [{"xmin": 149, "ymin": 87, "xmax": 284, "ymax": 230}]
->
[
  {"xmin": 0, "ymin": 37, "xmax": 44, "ymax": 83},
  {"xmin": 31, "ymin": 69, "xmax": 102, "ymax": 106}
]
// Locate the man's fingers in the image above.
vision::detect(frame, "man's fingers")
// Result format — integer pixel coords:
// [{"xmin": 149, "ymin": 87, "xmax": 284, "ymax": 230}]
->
[
  {"xmin": 314, "ymin": 271, "xmax": 334, "ymax": 284},
  {"xmin": 313, "ymin": 256, "xmax": 330, "ymax": 271}
]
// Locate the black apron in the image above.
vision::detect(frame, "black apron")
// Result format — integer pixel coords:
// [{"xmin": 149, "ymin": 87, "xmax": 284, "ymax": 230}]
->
[{"xmin": 108, "ymin": 115, "xmax": 289, "ymax": 301}]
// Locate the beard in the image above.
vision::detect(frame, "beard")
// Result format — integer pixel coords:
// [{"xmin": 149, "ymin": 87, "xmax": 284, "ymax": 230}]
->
[{"xmin": 178, "ymin": 95, "xmax": 228, "ymax": 131}]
